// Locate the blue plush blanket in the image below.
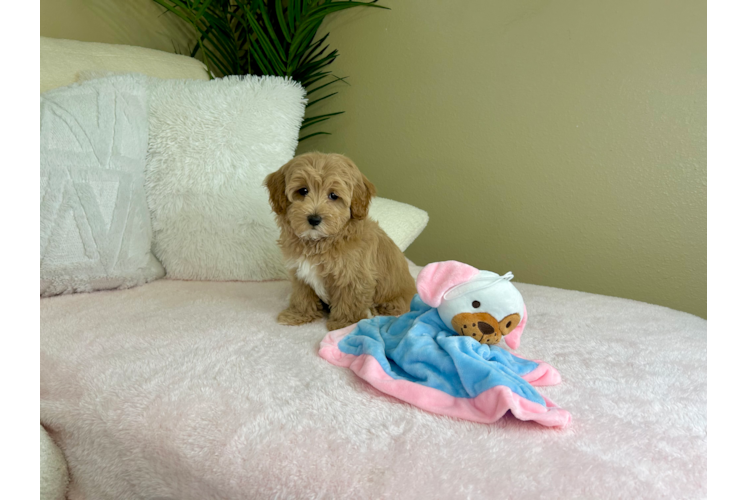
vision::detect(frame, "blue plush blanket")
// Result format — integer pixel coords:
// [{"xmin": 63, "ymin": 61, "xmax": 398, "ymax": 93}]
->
[
  {"xmin": 320, "ymin": 295, "xmax": 570, "ymax": 427},
  {"xmin": 337, "ymin": 295, "xmax": 546, "ymax": 404}
]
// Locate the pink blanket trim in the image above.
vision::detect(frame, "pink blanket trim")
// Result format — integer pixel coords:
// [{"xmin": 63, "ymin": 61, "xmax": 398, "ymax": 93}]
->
[{"xmin": 319, "ymin": 326, "xmax": 571, "ymax": 427}]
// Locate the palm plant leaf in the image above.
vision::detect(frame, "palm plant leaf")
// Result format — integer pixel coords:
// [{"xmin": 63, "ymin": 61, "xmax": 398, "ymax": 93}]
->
[
  {"xmin": 153, "ymin": 0, "xmax": 389, "ymax": 140},
  {"xmin": 306, "ymin": 75, "xmax": 349, "ymax": 95},
  {"xmin": 298, "ymin": 131, "xmax": 332, "ymax": 141}
]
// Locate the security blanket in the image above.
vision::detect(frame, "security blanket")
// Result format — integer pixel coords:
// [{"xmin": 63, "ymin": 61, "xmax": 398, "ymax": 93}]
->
[{"xmin": 319, "ymin": 261, "xmax": 571, "ymax": 427}]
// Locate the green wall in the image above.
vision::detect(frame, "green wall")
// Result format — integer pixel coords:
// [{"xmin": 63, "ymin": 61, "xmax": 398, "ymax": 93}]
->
[
  {"xmin": 40, "ymin": 0, "xmax": 193, "ymax": 53},
  {"xmin": 297, "ymin": 0, "xmax": 706, "ymax": 318}
]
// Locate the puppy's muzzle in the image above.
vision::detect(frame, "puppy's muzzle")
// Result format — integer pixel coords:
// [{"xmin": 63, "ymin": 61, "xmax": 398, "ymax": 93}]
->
[{"xmin": 307, "ymin": 214, "xmax": 322, "ymax": 227}]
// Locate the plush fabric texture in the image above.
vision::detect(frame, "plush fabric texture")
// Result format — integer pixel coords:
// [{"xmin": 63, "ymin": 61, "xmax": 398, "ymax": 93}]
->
[
  {"xmin": 40, "ymin": 37, "xmax": 209, "ymax": 94},
  {"xmin": 319, "ymin": 295, "xmax": 570, "ymax": 427},
  {"xmin": 40, "ymin": 75, "xmax": 165, "ymax": 296},
  {"xmin": 145, "ymin": 75, "xmax": 306, "ymax": 281},
  {"xmin": 40, "ymin": 263, "xmax": 707, "ymax": 499},
  {"xmin": 40, "ymin": 425, "xmax": 68, "ymax": 500},
  {"xmin": 367, "ymin": 197, "xmax": 429, "ymax": 252}
]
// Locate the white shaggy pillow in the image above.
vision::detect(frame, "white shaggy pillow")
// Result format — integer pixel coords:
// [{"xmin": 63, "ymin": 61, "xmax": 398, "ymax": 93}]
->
[
  {"xmin": 146, "ymin": 76, "xmax": 306, "ymax": 281},
  {"xmin": 40, "ymin": 74, "xmax": 165, "ymax": 296}
]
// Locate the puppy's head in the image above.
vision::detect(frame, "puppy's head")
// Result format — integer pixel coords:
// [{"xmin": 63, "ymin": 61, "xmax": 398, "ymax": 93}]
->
[{"xmin": 263, "ymin": 152, "xmax": 376, "ymax": 240}]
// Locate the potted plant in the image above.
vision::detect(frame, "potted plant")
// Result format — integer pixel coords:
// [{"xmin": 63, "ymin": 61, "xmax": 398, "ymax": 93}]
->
[{"xmin": 153, "ymin": 0, "xmax": 389, "ymax": 140}]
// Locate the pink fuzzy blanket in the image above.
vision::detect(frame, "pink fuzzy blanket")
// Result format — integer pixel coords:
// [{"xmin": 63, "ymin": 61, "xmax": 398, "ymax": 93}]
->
[{"xmin": 41, "ymin": 264, "xmax": 706, "ymax": 499}]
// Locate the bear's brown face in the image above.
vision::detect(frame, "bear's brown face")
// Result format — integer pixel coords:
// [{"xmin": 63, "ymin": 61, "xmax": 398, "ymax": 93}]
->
[{"xmin": 451, "ymin": 312, "xmax": 521, "ymax": 345}]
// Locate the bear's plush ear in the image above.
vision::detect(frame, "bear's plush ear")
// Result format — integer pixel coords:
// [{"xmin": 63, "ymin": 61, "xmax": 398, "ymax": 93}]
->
[
  {"xmin": 416, "ymin": 261, "xmax": 480, "ymax": 307},
  {"xmin": 503, "ymin": 305, "xmax": 528, "ymax": 350}
]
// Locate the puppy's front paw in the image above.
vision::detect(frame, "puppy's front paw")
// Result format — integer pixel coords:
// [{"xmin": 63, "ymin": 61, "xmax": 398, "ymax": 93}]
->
[
  {"xmin": 326, "ymin": 318, "xmax": 356, "ymax": 331},
  {"xmin": 375, "ymin": 298, "xmax": 410, "ymax": 317},
  {"xmin": 278, "ymin": 308, "xmax": 322, "ymax": 326}
]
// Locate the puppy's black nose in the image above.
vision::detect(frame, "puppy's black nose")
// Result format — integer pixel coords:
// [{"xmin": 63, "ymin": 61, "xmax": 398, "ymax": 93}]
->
[
  {"xmin": 307, "ymin": 214, "xmax": 322, "ymax": 227},
  {"xmin": 477, "ymin": 321, "xmax": 495, "ymax": 335}
]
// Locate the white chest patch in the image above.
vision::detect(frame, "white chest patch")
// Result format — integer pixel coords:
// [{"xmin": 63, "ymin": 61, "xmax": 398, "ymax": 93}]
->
[{"xmin": 289, "ymin": 258, "xmax": 329, "ymax": 303}]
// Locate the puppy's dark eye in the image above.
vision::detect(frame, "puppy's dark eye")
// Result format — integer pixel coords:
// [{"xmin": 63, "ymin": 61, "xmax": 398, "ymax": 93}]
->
[
  {"xmin": 472, "ymin": 300, "xmax": 481, "ymax": 308},
  {"xmin": 328, "ymin": 192, "xmax": 338, "ymax": 201},
  {"xmin": 298, "ymin": 188, "xmax": 309, "ymax": 196}
]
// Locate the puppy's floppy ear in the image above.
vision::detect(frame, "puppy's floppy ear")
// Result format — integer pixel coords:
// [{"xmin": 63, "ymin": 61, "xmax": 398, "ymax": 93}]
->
[
  {"xmin": 351, "ymin": 172, "xmax": 377, "ymax": 220},
  {"xmin": 263, "ymin": 166, "xmax": 288, "ymax": 215}
]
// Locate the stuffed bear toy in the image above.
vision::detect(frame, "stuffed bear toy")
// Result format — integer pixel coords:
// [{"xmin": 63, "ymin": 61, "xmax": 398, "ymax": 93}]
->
[
  {"xmin": 319, "ymin": 261, "xmax": 569, "ymax": 427},
  {"xmin": 416, "ymin": 261, "xmax": 527, "ymax": 348}
]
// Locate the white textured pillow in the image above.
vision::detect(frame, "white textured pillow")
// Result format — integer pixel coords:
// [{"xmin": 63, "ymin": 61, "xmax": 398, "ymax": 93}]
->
[
  {"xmin": 40, "ymin": 75, "xmax": 165, "ymax": 296},
  {"xmin": 368, "ymin": 197, "xmax": 429, "ymax": 252},
  {"xmin": 146, "ymin": 75, "xmax": 306, "ymax": 281}
]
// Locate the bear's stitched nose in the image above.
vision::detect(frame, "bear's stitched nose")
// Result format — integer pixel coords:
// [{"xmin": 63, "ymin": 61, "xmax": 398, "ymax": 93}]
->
[
  {"xmin": 307, "ymin": 214, "xmax": 322, "ymax": 227},
  {"xmin": 477, "ymin": 321, "xmax": 495, "ymax": 335}
]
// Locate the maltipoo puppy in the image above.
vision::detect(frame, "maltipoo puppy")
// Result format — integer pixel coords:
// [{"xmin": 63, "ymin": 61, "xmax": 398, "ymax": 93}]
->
[{"xmin": 264, "ymin": 152, "xmax": 417, "ymax": 331}]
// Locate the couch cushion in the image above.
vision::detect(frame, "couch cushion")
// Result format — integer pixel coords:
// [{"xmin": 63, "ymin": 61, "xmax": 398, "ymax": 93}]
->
[
  {"xmin": 41, "ymin": 37, "xmax": 210, "ymax": 93},
  {"xmin": 40, "ymin": 268, "xmax": 706, "ymax": 499}
]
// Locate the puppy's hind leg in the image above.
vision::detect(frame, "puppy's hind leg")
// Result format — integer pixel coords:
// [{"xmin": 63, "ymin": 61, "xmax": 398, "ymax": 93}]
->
[
  {"xmin": 326, "ymin": 280, "xmax": 376, "ymax": 331},
  {"xmin": 278, "ymin": 276, "xmax": 324, "ymax": 326}
]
